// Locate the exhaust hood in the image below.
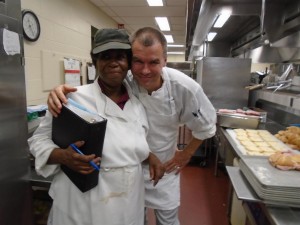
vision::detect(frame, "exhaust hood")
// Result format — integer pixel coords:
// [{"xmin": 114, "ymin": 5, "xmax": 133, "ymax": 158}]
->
[{"xmin": 186, "ymin": 0, "xmax": 300, "ymax": 63}]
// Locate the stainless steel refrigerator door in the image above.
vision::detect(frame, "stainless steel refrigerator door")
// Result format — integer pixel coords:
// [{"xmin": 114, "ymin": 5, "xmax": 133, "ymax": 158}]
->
[
  {"xmin": 0, "ymin": 0, "xmax": 33, "ymax": 224},
  {"xmin": 196, "ymin": 57, "xmax": 251, "ymax": 110}
]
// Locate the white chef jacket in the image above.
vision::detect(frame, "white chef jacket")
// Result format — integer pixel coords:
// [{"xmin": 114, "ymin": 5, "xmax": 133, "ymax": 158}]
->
[
  {"xmin": 128, "ymin": 67, "xmax": 216, "ymax": 210},
  {"xmin": 28, "ymin": 80, "xmax": 150, "ymax": 225}
]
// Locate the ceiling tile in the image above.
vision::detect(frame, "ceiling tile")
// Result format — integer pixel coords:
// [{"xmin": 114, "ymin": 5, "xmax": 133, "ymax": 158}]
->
[
  {"xmin": 108, "ymin": 6, "xmax": 185, "ymax": 17},
  {"xmin": 165, "ymin": 0, "xmax": 187, "ymax": 6},
  {"xmin": 99, "ymin": 7, "xmax": 118, "ymax": 17},
  {"xmin": 100, "ymin": 0, "xmax": 147, "ymax": 6},
  {"xmin": 90, "ymin": 0, "xmax": 106, "ymax": 7},
  {"xmin": 89, "ymin": 0, "xmax": 188, "ymax": 46},
  {"xmin": 120, "ymin": 17, "xmax": 155, "ymax": 24}
]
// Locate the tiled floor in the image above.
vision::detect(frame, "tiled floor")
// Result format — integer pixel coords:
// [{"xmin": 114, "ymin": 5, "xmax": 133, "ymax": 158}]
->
[{"xmin": 147, "ymin": 157, "xmax": 230, "ymax": 225}]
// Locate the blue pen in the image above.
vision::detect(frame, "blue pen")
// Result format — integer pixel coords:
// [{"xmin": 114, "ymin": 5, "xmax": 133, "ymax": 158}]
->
[{"xmin": 70, "ymin": 143, "xmax": 100, "ymax": 171}]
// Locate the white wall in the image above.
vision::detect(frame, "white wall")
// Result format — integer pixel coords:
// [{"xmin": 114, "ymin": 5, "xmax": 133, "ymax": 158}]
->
[
  {"xmin": 250, "ymin": 63, "xmax": 271, "ymax": 73},
  {"xmin": 168, "ymin": 54, "xmax": 185, "ymax": 62},
  {"xmin": 22, "ymin": 0, "xmax": 117, "ymax": 105}
]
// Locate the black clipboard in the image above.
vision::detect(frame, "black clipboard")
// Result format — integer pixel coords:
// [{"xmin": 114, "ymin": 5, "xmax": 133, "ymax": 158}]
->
[{"xmin": 52, "ymin": 104, "xmax": 107, "ymax": 192}]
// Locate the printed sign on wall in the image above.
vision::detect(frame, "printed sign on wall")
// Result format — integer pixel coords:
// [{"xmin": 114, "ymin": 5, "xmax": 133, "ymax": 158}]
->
[{"xmin": 64, "ymin": 58, "xmax": 81, "ymax": 86}]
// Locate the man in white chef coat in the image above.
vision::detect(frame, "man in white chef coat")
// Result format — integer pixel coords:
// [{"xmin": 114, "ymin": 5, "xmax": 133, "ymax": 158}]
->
[{"xmin": 47, "ymin": 27, "xmax": 216, "ymax": 225}]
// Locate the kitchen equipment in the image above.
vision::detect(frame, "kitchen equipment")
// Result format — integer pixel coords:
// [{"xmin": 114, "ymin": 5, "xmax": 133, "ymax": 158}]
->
[
  {"xmin": 250, "ymin": 72, "xmax": 260, "ymax": 84},
  {"xmin": 0, "ymin": 0, "xmax": 33, "ymax": 224},
  {"xmin": 226, "ymin": 129, "xmax": 288, "ymax": 156},
  {"xmin": 245, "ymin": 84, "xmax": 265, "ymax": 91},
  {"xmin": 265, "ymin": 79, "xmax": 293, "ymax": 93},
  {"xmin": 196, "ymin": 57, "xmax": 251, "ymax": 110},
  {"xmin": 217, "ymin": 113, "xmax": 260, "ymax": 129},
  {"xmin": 292, "ymin": 76, "xmax": 300, "ymax": 86},
  {"xmin": 239, "ymin": 157, "xmax": 300, "ymax": 207},
  {"xmin": 279, "ymin": 64, "xmax": 294, "ymax": 81},
  {"xmin": 257, "ymin": 68, "xmax": 269, "ymax": 84}
]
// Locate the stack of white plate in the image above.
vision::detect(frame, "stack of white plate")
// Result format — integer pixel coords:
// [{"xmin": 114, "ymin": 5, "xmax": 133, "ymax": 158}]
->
[{"xmin": 239, "ymin": 157, "xmax": 300, "ymax": 207}]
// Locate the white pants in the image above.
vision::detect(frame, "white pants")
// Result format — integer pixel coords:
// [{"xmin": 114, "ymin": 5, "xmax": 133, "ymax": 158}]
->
[{"xmin": 145, "ymin": 207, "xmax": 180, "ymax": 225}]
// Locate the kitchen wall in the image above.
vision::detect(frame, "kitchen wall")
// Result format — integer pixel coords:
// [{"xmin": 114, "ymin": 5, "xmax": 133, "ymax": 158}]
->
[
  {"xmin": 168, "ymin": 54, "xmax": 185, "ymax": 62},
  {"xmin": 251, "ymin": 63, "xmax": 271, "ymax": 73},
  {"xmin": 22, "ymin": 0, "xmax": 117, "ymax": 105},
  {"xmin": 22, "ymin": 0, "xmax": 185, "ymax": 106}
]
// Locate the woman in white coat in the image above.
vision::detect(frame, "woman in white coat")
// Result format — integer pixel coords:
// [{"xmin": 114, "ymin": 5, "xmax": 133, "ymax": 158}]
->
[{"xmin": 28, "ymin": 28, "xmax": 164, "ymax": 225}]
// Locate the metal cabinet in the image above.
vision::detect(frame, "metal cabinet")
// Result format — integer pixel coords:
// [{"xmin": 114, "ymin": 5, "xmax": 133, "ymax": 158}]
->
[
  {"xmin": 0, "ymin": 0, "xmax": 33, "ymax": 224},
  {"xmin": 196, "ymin": 57, "xmax": 251, "ymax": 110}
]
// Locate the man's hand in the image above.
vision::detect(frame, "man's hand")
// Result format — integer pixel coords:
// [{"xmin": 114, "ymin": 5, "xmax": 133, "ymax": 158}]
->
[
  {"xmin": 148, "ymin": 153, "xmax": 165, "ymax": 186},
  {"xmin": 164, "ymin": 150, "xmax": 192, "ymax": 175},
  {"xmin": 165, "ymin": 138, "xmax": 203, "ymax": 174},
  {"xmin": 48, "ymin": 141, "xmax": 101, "ymax": 175},
  {"xmin": 47, "ymin": 84, "xmax": 77, "ymax": 117}
]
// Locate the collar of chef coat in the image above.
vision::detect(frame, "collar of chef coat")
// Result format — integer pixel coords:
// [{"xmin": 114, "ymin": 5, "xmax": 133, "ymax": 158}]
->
[{"xmin": 91, "ymin": 80, "xmax": 139, "ymax": 122}]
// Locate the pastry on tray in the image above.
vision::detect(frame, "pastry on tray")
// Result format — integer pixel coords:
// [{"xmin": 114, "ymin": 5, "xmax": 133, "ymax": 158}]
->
[
  {"xmin": 274, "ymin": 126, "xmax": 300, "ymax": 150},
  {"xmin": 269, "ymin": 151, "xmax": 300, "ymax": 171},
  {"xmin": 233, "ymin": 129, "xmax": 289, "ymax": 156}
]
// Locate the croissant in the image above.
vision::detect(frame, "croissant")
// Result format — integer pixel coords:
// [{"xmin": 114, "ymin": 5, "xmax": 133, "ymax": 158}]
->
[
  {"xmin": 286, "ymin": 126, "xmax": 300, "ymax": 135},
  {"xmin": 269, "ymin": 151, "xmax": 300, "ymax": 171},
  {"xmin": 274, "ymin": 128, "xmax": 300, "ymax": 150},
  {"xmin": 292, "ymin": 154, "xmax": 300, "ymax": 163}
]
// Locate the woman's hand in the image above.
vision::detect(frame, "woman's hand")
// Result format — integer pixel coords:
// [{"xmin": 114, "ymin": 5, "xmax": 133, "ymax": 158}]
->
[
  {"xmin": 47, "ymin": 84, "xmax": 77, "ymax": 117},
  {"xmin": 48, "ymin": 141, "xmax": 101, "ymax": 175},
  {"xmin": 147, "ymin": 153, "xmax": 165, "ymax": 186}
]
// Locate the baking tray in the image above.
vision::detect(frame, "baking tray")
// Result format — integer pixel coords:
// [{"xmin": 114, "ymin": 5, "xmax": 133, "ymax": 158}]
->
[
  {"xmin": 239, "ymin": 157, "xmax": 300, "ymax": 207},
  {"xmin": 226, "ymin": 129, "xmax": 290, "ymax": 156},
  {"xmin": 217, "ymin": 113, "xmax": 260, "ymax": 129},
  {"xmin": 240, "ymin": 157, "xmax": 300, "ymax": 189}
]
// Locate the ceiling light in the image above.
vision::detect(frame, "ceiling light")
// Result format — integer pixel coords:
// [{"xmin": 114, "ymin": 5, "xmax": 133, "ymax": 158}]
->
[
  {"xmin": 167, "ymin": 52, "xmax": 185, "ymax": 55},
  {"xmin": 164, "ymin": 35, "xmax": 174, "ymax": 43},
  {"xmin": 147, "ymin": 0, "xmax": 163, "ymax": 6},
  {"xmin": 207, "ymin": 32, "xmax": 217, "ymax": 41},
  {"xmin": 167, "ymin": 44, "xmax": 184, "ymax": 47},
  {"xmin": 155, "ymin": 17, "xmax": 170, "ymax": 31},
  {"xmin": 214, "ymin": 13, "xmax": 231, "ymax": 28}
]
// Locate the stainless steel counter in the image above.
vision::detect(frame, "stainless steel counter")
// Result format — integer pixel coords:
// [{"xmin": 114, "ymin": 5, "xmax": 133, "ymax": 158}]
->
[
  {"xmin": 226, "ymin": 166, "xmax": 300, "ymax": 225},
  {"xmin": 226, "ymin": 166, "xmax": 260, "ymax": 202},
  {"xmin": 30, "ymin": 169, "xmax": 53, "ymax": 189},
  {"xmin": 217, "ymin": 118, "xmax": 286, "ymax": 162},
  {"xmin": 222, "ymin": 121, "xmax": 300, "ymax": 225},
  {"xmin": 267, "ymin": 207, "xmax": 300, "ymax": 225}
]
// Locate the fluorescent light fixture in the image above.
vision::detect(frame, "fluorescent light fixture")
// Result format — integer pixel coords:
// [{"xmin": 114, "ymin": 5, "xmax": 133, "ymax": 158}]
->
[
  {"xmin": 164, "ymin": 35, "xmax": 174, "ymax": 43},
  {"xmin": 147, "ymin": 0, "xmax": 163, "ymax": 6},
  {"xmin": 155, "ymin": 17, "xmax": 170, "ymax": 31},
  {"xmin": 214, "ymin": 13, "xmax": 231, "ymax": 28},
  {"xmin": 167, "ymin": 44, "xmax": 184, "ymax": 47},
  {"xmin": 207, "ymin": 32, "xmax": 217, "ymax": 41},
  {"xmin": 167, "ymin": 52, "xmax": 185, "ymax": 55}
]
